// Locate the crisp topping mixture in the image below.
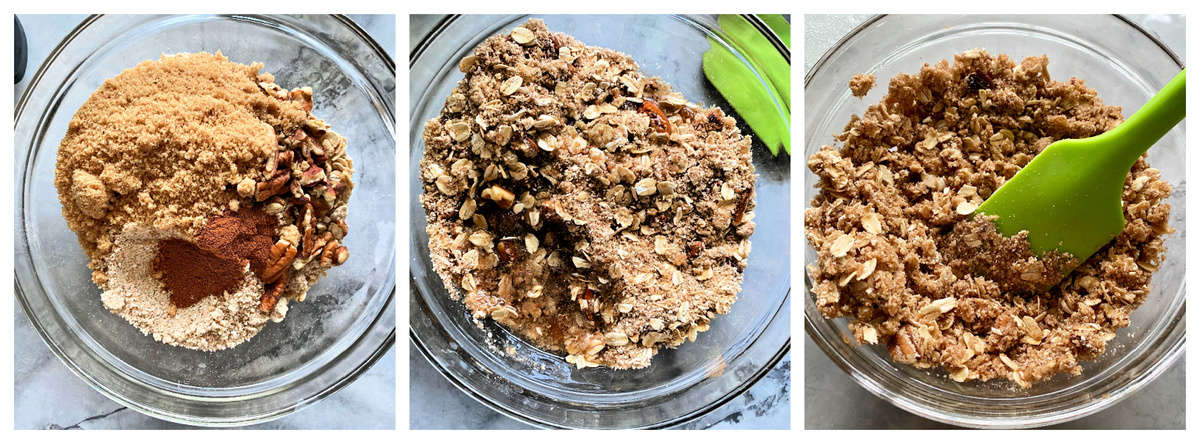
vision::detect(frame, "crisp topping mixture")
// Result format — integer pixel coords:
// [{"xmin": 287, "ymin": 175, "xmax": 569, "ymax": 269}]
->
[
  {"xmin": 421, "ymin": 19, "xmax": 757, "ymax": 369},
  {"xmin": 806, "ymin": 49, "xmax": 1172, "ymax": 387}
]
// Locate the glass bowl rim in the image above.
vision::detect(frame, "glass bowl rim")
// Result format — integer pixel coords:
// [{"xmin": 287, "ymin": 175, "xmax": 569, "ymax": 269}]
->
[
  {"xmin": 408, "ymin": 13, "xmax": 791, "ymax": 429},
  {"xmin": 13, "ymin": 13, "xmax": 397, "ymax": 426},
  {"xmin": 803, "ymin": 13, "xmax": 1185, "ymax": 429}
]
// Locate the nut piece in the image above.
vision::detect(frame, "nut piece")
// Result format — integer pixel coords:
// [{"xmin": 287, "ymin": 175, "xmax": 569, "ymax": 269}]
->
[
  {"xmin": 263, "ymin": 240, "xmax": 298, "ymax": 283},
  {"xmin": 280, "ymin": 224, "xmax": 301, "ymax": 246},
  {"xmin": 510, "ymin": 26, "xmax": 536, "ymax": 45},
  {"xmin": 482, "ymin": 185, "xmax": 516, "ymax": 209},
  {"xmin": 320, "ymin": 240, "xmax": 341, "ymax": 266},
  {"xmin": 254, "ymin": 172, "xmax": 290, "ymax": 202},
  {"xmin": 524, "ymin": 233, "xmax": 539, "ymax": 253},
  {"xmin": 334, "ymin": 246, "xmax": 349, "ymax": 265},
  {"xmin": 260, "ymin": 280, "xmax": 287, "ymax": 313}
]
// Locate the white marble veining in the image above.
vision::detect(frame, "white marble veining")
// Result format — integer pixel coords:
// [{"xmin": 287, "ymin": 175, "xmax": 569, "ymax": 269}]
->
[
  {"xmin": 803, "ymin": 14, "xmax": 1185, "ymax": 430},
  {"xmin": 13, "ymin": 14, "xmax": 396, "ymax": 430},
  {"xmin": 409, "ymin": 344, "xmax": 790, "ymax": 429}
]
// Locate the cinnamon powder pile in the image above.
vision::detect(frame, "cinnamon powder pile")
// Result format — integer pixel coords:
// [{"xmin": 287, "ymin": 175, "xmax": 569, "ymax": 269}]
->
[{"xmin": 152, "ymin": 207, "xmax": 276, "ymax": 308}]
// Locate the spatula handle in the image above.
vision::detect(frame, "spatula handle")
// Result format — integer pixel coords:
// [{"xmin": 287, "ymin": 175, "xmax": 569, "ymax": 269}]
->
[{"xmin": 1101, "ymin": 69, "xmax": 1186, "ymax": 167}]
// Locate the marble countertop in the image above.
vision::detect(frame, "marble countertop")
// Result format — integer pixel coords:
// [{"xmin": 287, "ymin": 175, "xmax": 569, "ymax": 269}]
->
[
  {"xmin": 407, "ymin": 14, "xmax": 790, "ymax": 430},
  {"xmin": 803, "ymin": 14, "xmax": 1186, "ymax": 430},
  {"xmin": 13, "ymin": 14, "xmax": 396, "ymax": 430}
]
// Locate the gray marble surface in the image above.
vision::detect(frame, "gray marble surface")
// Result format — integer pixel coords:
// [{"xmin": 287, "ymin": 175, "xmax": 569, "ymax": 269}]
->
[
  {"xmin": 13, "ymin": 14, "xmax": 396, "ymax": 430},
  {"xmin": 803, "ymin": 14, "xmax": 1186, "ymax": 430},
  {"xmin": 407, "ymin": 14, "xmax": 790, "ymax": 430}
]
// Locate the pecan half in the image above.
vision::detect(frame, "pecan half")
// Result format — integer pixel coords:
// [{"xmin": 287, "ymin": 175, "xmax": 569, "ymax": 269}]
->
[
  {"xmin": 262, "ymin": 240, "xmax": 298, "ymax": 283},
  {"xmin": 254, "ymin": 171, "xmax": 290, "ymax": 201},
  {"xmin": 320, "ymin": 239, "xmax": 341, "ymax": 266}
]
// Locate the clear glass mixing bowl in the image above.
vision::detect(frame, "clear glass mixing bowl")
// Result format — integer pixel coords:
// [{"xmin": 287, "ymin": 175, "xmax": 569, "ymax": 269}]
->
[
  {"xmin": 410, "ymin": 14, "xmax": 791, "ymax": 429},
  {"xmin": 804, "ymin": 14, "xmax": 1185, "ymax": 428},
  {"xmin": 14, "ymin": 14, "xmax": 396, "ymax": 426}
]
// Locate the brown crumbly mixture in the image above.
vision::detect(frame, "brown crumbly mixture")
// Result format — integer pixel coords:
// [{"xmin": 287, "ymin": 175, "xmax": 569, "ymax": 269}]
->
[
  {"xmin": 806, "ymin": 49, "xmax": 1172, "ymax": 387},
  {"xmin": 849, "ymin": 73, "xmax": 875, "ymax": 98},
  {"xmin": 942, "ymin": 215, "xmax": 1078, "ymax": 294},
  {"xmin": 420, "ymin": 19, "xmax": 756, "ymax": 369},
  {"xmin": 55, "ymin": 52, "xmax": 353, "ymax": 350}
]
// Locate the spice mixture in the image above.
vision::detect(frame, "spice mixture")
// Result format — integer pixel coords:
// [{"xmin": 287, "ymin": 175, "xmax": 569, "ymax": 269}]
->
[
  {"xmin": 420, "ymin": 19, "xmax": 757, "ymax": 369},
  {"xmin": 55, "ymin": 52, "xmax": 354, "ymax": 351},
  {"xmin": 805, "ymin": 49, "xmax": 1172, "ymax": 387}
]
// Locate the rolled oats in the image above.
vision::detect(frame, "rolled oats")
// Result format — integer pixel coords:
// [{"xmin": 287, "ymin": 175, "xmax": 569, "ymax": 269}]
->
[
  {"xmin": 807, "ymin": 49, "xmax": 1171, "ymax": 387},
  {"xmin": 420, "ymin": 19, "xmax": 756, "ymax": 369}
]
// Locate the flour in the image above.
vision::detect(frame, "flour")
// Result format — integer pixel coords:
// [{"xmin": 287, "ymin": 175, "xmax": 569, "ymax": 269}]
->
[{"xmin": 100, "ymin": 224, "xmax": 281, "ymax": 351}]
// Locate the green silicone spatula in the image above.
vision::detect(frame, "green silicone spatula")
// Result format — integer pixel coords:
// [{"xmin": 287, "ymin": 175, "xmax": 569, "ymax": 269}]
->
[{"xmin": 975, "ymin": 69, "xmax": 1185, "ymax": 275}]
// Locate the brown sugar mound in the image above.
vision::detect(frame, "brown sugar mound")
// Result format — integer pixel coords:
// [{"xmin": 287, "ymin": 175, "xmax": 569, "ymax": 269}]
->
[
  {"xmin": 54, "ymin": 52, "xmax": 308, "ymax": 280},
  {"xmin": 420, "ymin": 19, "xmax": 757, "ymax": 369},
  {"xmin": 806, "ymin": 49, "xmax": 1173, "ymax": 387}
]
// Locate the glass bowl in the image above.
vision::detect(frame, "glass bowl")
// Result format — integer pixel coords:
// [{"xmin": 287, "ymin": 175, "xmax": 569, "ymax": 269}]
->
[
  {"xmin": 410, "ymin": 14, "xmax": 791, "ymax": 429},
  {"xmin": 14, "ymin": 14, "xmax": 396, "ymax": 426},
  {"xmin": 804, "ymin": 14, "xmax": 1185, "ymax": 429}
]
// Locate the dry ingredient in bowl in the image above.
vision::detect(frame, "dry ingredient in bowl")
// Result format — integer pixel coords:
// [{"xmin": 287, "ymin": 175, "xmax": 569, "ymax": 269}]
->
[
  {"xmin": 55, "ymin": 52, "xmax": 355, "ymax": 351},
  {"xmin": 420, "ymin": 19, "xmax": 757, "ymax": 369},
  {"xmin": 805, "ymin": 49, "xmax": 1172, "ymax": 387}
]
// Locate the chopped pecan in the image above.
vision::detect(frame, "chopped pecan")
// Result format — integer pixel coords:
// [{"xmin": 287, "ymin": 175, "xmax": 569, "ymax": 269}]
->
[
  {"xmin": 289, "ymin": 87, "xmax": 313, "ymax": 112},
  {"xmin": 254, "ymin": 171, "xmax": 290, "ymax": 202},
  {"xmin": 262, "ymin": 240, "xmax": 298, "ymax": 283},
  {"xmin": 331, "ymin": 219, "xmax": 348, "ymax": 239},
  {"xmin": 309, "ymin": 232, "xmax": 333, "ymax": 260},
  {"xmin": 260, "ymin": 278, "xmax": 288, "ymax": 312},
  {"xmin": 300, "ymin": 203, "xmax": 316, "ymax": 257},
  {"xmin": 639, "ymin": 98, "xmax": 672, "ymax": 134},
  {"xmin": 299, "ymin": 165, "xmax": 327, "ymax": 186},
  {"xmin": 334, "ymin": 245, "xmax": 349, "ymax": 265},
  {"xmin": 320, "ymin": 239, "xmax": 341, "ymax": 266},
  {"xmin": 482, "ymin": 184, "xmax": 516, "ymax": 209},
  {"xmin": 496, "ymin": 238, "xmax": 525, "ymax": 265},
  {"xmin": 732, "ymin": 190, "xmax": 752, "ymax": 227}
]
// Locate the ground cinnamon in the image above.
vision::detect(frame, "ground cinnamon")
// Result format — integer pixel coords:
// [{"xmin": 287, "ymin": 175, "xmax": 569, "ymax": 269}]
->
[{"xmin": 153, "ymin": 207, "xmax": 277, "ymax": 308}]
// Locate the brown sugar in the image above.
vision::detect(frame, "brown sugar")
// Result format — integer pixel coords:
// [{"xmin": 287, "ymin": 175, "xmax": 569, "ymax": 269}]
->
[
  {"xmin": 420, "ymin": 19, "xmax": 757, "ymax": 369},
  {"xmin": 55, "ymin": 52, "xmax": 354, "ymax": 350},
  {"xmin": 806, "ymin": 49, "xmax": 1172, "ymax": 387}
]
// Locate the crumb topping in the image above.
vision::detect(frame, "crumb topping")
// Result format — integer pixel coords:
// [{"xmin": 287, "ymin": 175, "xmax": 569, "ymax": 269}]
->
[
  {"xmin": 421, "ymin": 19, "xmax": 757, "ymax": 369},
  {"xmin": 806, "ymin": 49, "xmax": 1172, "ymax": 387}
]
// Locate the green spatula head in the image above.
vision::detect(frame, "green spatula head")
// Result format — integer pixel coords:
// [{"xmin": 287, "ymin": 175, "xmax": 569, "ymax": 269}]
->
[{"xmin": 976, "ymin": 69, "xmax": 1185, "ymax": 268}]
